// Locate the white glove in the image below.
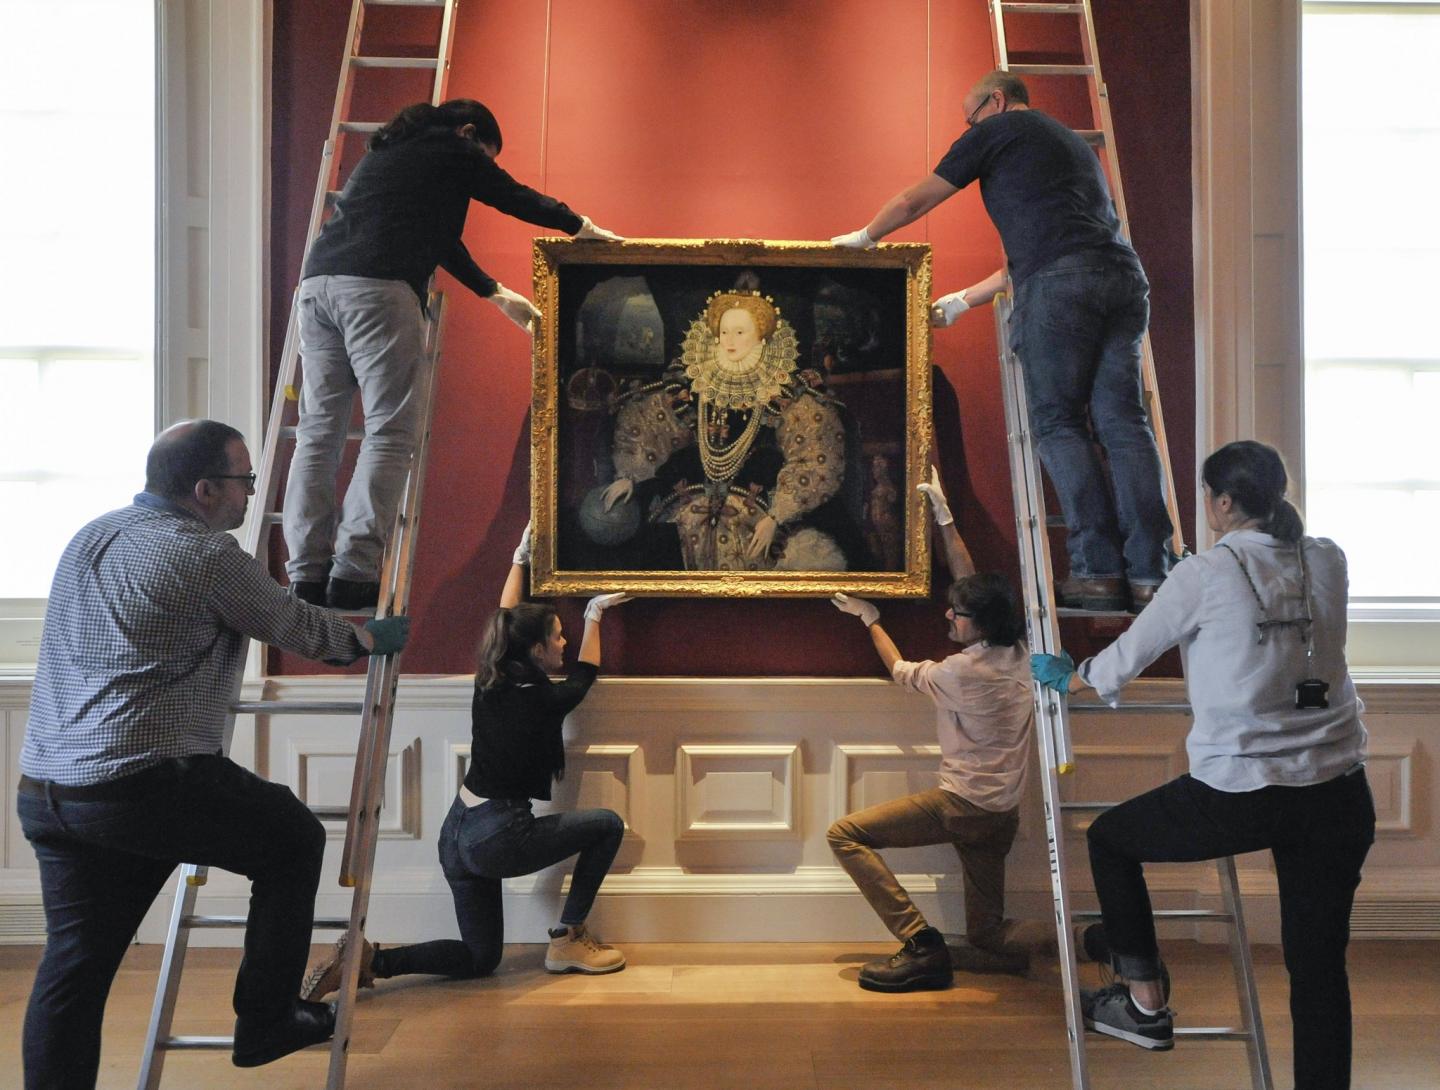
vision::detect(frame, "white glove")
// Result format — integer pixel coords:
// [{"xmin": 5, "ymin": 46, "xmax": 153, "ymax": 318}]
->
[
  {"xmin": 601, "ymin": 477, "xmax": 634, "ymax": 511},
  {"xmin": 584, "ymin": 592, "xmax": 632, "ymax": 622},
  {"xmin": 575, "ymin": 215, "xmax": 625, "ymax": 242},
  {"xmin": 917, "ymin": 466, "xmax": 954, "ymax": 526},
  {"xmin": 831, "ymin": 593, "xmax": 880, "ymax": 627},
  {"xmin": 512, "ymin": 521, "xmax": 533, "ymax": 566},
  {"xmin": 489, "ymin": 283, "xmax": 542, "ymax": 335},
  {"xmin": 929, "ymin": 290, "xmax": 971, "ymax": 328},
  {"xmin": 830, "ymin": 228, "xmax": 877, "ymax": 250}
]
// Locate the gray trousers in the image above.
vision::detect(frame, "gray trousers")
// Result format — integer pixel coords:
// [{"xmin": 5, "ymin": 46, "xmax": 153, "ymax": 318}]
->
[{"xmin": 283, "ymin": 275, "xmax": 423, "ymax": 583}]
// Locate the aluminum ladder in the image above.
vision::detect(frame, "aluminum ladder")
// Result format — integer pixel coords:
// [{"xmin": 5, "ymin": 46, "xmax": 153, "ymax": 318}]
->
[{"xmin": 137, "ymin": 2, "xmax": 458, "ymax": 1088}]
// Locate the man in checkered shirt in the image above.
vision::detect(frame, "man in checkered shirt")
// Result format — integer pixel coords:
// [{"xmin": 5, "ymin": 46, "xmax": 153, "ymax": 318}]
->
[{"xmin": 17, "ymin": 420, "xmax": 411, "ymax": 1085}]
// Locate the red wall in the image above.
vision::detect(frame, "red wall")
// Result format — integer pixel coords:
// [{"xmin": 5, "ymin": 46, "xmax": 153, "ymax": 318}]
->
[{"xmin": 270, "ymin": 0, "xmax": 1193, "ymax": 677}]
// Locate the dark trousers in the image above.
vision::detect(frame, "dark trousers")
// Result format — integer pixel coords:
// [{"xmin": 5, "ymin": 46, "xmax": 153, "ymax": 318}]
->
[
  {"xmin": 1011, "ymin": 251, "xmax": 1172, "ymax": 583},
  {"xmin": 1087, "ymin": 769, "xmax": 1375, "ymax": 1090},
  {"xmin": 17, "ymin": 755, "xmax": 325, "ymax": 1090},
  {"xmin": 373, "ymin": 796, "xmax": 624, "ymax": 980}
]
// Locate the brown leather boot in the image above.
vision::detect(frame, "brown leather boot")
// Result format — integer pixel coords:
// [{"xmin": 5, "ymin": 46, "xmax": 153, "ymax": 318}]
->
[
  {"xmin": 1127, "ymin": 582, "xmax": 1160, "ymax": 613},
  {"xmin": 1056, "ymin": 575, "xmax": 1128, "ymax": 611}
]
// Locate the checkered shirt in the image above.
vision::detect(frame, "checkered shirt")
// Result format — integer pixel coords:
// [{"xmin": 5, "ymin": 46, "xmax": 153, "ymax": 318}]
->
[{"xmin": 21, "ymin": 493, "xmax": 365, "ymax": 785}]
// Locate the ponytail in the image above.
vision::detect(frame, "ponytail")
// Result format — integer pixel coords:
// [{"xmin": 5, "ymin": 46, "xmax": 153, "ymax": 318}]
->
[
  {"xmin": 474, "ymin": 603, "xmax": 558, "ymax": 690},
  {"xmin": 370, "ymin": 98, "xmax": 503, "ymax": 152},
  {"xmin": 1201, "ymin": 440, "xmax": 1305, "ymax": 544}
]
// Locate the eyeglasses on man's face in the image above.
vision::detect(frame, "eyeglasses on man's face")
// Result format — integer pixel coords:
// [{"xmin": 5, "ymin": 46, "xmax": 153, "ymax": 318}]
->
[
  {"xmin": 946, "ymin": 606, "xmax": 975, "ymax": 619},
  {"xmin": 966, "ymin": 92, "xmax": 997, "ymax": 128},
  {"xmin": 209, "ymin": 472, "xmax": 257, "ymax": 490}
]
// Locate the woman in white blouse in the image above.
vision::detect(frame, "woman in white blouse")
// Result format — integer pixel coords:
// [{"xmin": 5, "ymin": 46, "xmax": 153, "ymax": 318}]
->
[{"xmin": 1032, "ymin": 440, "xmax": 1373, "ymax": 1090}]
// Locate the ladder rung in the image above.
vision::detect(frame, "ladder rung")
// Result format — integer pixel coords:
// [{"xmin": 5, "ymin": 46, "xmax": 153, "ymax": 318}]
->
[
  {"xmin": 1060, "ymin": 801, "xmax": 1121, "ymax": 811},
  {"xmin": 1173, "ymin": 1027, "xmax": 1254, "ymax": 1041},
  {"xmin": 1071, "ymin": 909, "xmax": 1235, "ymax": 922},
  {"xmin": 182, "ymin": 915, "xmax": 248, "ymax": 928},
  {"xmin": 309, "ymin": 806, "xmax": 352, "ymax": 819},
  {"xmin": 1046, "ymin": 514, "xmax": 1066, "ymax": 527},
  {"xmin": 338, "ymin": 121, "xmax": 383, "ymax": 134},
  {"xmin": 231, "ymin": 701, "xmax": 364, "ymax": 715},
  {"xmin": 1067, "ymin": 702, "xmax": 1193, "ymax": 712},
  {"xmin": 365, "ymin": 0, "xmax": 447, "ymax": 6},
  {"xmin": 1078, "ymin": 129, "xmax": 1105, "ymax": 146},
  {"xmin": 313, "ymin": 917, "xmax": 351, "ymax": 929},
  {"xmin": 1001, "ymin": 2, "xmax": 1085, "ymax": 11},
  {"xmin": 1056, "ymin": 606, "xmax": 1132, "ymax": 619},
  {"xmin": 279, "ymin": 426, "xmax": 365, "ymax": 441},
  {"xmin": 159, "ymin": 1036, "xmax": 234, "ymax": 1051},
  {"xmin": 1008, "ymin": 63, "xmax": 1096, "ymax": 75},
  {"xmin": 350, "ymin": 55, "xmax": 441, "ymax": 69}
]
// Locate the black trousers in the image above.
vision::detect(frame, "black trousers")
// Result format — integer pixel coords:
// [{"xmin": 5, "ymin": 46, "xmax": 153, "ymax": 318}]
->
[
  {"xmin": 1087, "ymin": 768, "xmax": 1375, "ymax": 1090},
  {"xmin": 17, "ymin": 755, "xmax": 326, "ymax": 1090}
]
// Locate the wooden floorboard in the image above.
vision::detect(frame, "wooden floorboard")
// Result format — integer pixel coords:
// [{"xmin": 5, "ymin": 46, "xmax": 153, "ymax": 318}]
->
[{"xmin": 0, "ymin": 940, "xmax": 1435, "ymax": 1088}]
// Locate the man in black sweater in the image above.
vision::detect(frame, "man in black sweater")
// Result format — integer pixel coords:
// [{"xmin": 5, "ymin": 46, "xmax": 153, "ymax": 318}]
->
[
  {"xmin": 285, "ymin": 99, "xmax": 622, "ymax": 611},
  {"xmin": 832, "ymin": 71, "xmax": 1171, "ymax": 613}
]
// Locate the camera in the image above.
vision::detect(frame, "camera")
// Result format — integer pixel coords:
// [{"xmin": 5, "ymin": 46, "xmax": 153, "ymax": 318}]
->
[{"xmin": 1295, "ymin": 678, "xmax": 1330, "ymax": 710}]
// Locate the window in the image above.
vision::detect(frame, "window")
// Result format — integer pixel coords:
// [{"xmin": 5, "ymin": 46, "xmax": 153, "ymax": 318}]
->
[
  {"xmin": 0, "ymin": 1, "xmax": 155, "ymax": 661},
  {"xmin": 1302, "ymin": 2, "xmax": 1440, "ymax": 615}
]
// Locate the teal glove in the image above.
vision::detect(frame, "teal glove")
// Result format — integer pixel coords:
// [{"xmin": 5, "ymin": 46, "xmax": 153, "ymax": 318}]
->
[
  {"xmin": 1030, "ymin": 651, "xmax": 1076, "ymax": 693},
  {"xmin": 363, "ymin": 616, "xmax": 411, "ymax": 656}
]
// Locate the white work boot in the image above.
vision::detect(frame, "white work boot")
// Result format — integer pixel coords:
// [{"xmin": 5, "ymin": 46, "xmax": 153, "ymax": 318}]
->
[{"xmin": 544, "ymin": 923, "xmax": 626, "ymax": 974}]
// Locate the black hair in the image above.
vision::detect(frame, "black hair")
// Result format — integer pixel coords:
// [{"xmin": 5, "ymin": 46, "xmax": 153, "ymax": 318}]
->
[
  {"xmin": 1201, "ymin": 440, "xmax": 1304, "ymax": 543},
  {"xmin": 370, "ymin": 98, "xmax": 503, "ymax": 152},
  {"xmin": 948, "ymin": 573, "xmax": 1026, "ymax": 647},
  {"xmin": 144, "ymin": 419, "xmax": 245, "ymax": 500},
  {"xmin": 474, "ymin": 602, "xmax": 559, "ymax": 690},
  {"xmin": 974, "ymin": 69, "xmax": 1030, "ymax": 106}
]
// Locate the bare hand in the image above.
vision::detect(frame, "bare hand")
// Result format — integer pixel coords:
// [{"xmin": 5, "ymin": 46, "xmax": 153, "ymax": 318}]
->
[
  {"xmin": 601, "ymin": 478, "xmax": 634, "ymax": 512},
  {"xmin": 746, "ymin": 514, "xmax": 778, "ymax": 560}
]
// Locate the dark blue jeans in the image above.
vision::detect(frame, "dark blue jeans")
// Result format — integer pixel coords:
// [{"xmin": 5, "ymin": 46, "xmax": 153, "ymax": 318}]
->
[
  {"xmin": 1012, "ymin": 251, "xmax": 1172, "ymax": 582},
  {"xmin": 1087, "ymin": 769, "xmax": 1374, "ymax": 1090},
  {"xmin": 372, "ymin": 796, "xmax": 624, "ymax": 980},
  {"xmin": 17, "ymin": 755, "xmax": 326, "ymax": 1090}
]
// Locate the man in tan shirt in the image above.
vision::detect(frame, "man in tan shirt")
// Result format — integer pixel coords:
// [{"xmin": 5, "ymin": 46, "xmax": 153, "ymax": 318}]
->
[{"xmin": 829, "ymin": 470, "xmax": 1035, "ymax": 991}]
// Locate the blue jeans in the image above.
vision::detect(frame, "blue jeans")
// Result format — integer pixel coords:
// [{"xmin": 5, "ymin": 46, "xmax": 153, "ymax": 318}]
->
[
  {"xmin": 372, "ymin": 797, "xmax": 624, "ymax": 980},
  {"xmin": 1088, "ymin": 769, "xmax": 1374, "ymax": 1090},
  {"xmin": 17, "ymin": 756, "xmax": 326, "ymax": 1090},
  {"xmin": 1011, "ymin": 251, "xmax": 1172, "ymax": 582}
]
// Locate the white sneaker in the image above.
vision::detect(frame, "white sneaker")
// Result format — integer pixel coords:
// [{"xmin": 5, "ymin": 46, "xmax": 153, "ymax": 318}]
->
[{"xmin": 544, "ymin": 923, "xmax": 626, "ymax": 974}]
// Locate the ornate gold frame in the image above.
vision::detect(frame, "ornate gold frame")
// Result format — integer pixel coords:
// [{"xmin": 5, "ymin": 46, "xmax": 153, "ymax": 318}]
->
[{"xmin": 530, "ymin": 238, "xmax": 932, "ymax": 597}]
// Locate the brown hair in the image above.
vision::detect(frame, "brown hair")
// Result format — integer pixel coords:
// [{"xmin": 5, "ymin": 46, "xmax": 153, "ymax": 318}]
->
[{"xmin": 474, "ymin": 603, "xmax": 558, "ymax": 689}]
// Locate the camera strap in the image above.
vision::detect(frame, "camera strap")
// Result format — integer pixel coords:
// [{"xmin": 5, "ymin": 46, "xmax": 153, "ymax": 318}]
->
[{"xmin": 1218, "ymin": 540, "xmax": 1315, "ymax": 662}]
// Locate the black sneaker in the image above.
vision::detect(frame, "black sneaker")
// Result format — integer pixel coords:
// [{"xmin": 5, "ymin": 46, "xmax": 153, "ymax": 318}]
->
[
  {"xmin": 1081, "ymin": 982, "xmax": 1173, "ymax": 1050},
  {"xmin": 326, "ymin": 577, "xmax": 379, "ymax": 611},
  {"xmin": 858, "ymin": 927, "xmax": 953, "ymax": 993},
  {"xmin": 290, "ymin": 580, "xmax": 327, "ymax": 606}
]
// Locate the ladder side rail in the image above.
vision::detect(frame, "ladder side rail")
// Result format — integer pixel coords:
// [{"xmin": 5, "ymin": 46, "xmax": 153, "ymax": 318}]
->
[
  {"xmin": 137, "ymin": 865, "xmax": 207, "ymax": 1090},
  {"xmin": 325, "ymin": 2, "xmax": 368, "ymax": 151},
  {"xmin": 429, "ymin": 0, "xmax": 459, "ymax": 104},
  {"xmin": 326, "ymin": 294, "xmax": 446, "ymax": 1089},
  {"xmin": 337, "ymin": 293, "xmax": 445, "ymax": 880},
  {"xmin": 1219, "ymin": 856, "xmax": 1275, "ymax": 1089},
  {"xmin": 988, "ymin": 0, "xmax": 1012, "ymax": 69}
]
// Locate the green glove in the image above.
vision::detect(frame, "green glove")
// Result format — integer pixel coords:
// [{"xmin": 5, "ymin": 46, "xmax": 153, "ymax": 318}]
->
[
  {"xmin": 363, "ymin": 616, "xmax": 411, "ymax": 656},
  {"xmin": 1030, "ymin": 651, "xmax": 1076, "ymax": 693}
]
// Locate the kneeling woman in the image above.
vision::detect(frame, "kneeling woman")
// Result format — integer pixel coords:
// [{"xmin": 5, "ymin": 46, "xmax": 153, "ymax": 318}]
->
[{"xmin": 304, "ymin": 527, "xmax": 631, "ymax": 997}]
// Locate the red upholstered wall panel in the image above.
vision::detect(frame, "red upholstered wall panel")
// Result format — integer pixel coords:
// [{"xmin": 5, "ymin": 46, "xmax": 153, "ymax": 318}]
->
[{"xmin": 269, "ymin": 0, "xmax": 1192, "ymax": 677}]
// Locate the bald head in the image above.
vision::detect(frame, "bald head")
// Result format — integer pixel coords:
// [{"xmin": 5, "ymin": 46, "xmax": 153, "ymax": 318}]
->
[
  {"xmin": 145, "ymin": 419, "xmax": 246, "ymax": 500},
  {"xmin": 970, "ymin": 70, "xmax": 1029, "ymax": 107}
]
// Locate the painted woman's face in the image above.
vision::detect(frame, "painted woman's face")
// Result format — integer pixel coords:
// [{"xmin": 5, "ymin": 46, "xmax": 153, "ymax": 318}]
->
[{"xmin": 717, "ymin": 308, "xmax": 761, "ymax": 362}]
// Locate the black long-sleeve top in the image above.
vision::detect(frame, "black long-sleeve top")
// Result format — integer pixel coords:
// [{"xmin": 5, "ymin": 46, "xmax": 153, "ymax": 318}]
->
[
  {"xmin": 463, "ymin": 660, "xmax": 599, "ymax": 802},
  {"xmin": 302, "ymin": 130, "xmax": 584, "ymax": 303}
]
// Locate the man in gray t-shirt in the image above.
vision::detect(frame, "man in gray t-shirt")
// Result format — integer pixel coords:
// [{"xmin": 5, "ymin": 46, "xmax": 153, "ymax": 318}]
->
[{"xmin": 831, "ymin": 69, "xmax": 1171, "ymax": 614}]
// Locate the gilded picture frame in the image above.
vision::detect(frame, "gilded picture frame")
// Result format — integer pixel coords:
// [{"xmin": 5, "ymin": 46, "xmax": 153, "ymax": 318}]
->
[{"xmin": 529, "ymin": 239, "xmax": 933, "ymax": 597}]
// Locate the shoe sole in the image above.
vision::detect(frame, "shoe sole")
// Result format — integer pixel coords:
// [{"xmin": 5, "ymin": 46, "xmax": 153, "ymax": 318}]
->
[
  {"xmin": 1084, "ymin": 1017, "xmax": 1174, "ymax": 1051},
  {"xmin": 857, "ymin": 972, "xmax": 953, "ymax": 993},
  {"xmin": 544, "ymin": 959, "xmax": 627, "ymax": 975}
]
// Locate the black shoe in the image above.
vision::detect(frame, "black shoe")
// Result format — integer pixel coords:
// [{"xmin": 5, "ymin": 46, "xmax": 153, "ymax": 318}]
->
[
  {"xmin": 290, "ymin": 580, "xmax": 327, "ymax": 606},
  {"xmin": 858, "ymin": 927, "xmax": 953, "ymax": 993},
  {"xmin": 232, "ymin": 999, "xmax": 335, "ymax": 1067},
  {"xmin": 1127, "ymin": 581, "xmax": 1160, "ymax": 614},
  {"xmin": 1056, "ymin": 575, "xmax": 1129, "ymax": 612},
  {"xmin": 326, "ymin": 577, "xmax": 379, "ymax": 611},
  {"xmin": 1081, "ymin": 982, "xmax": 1174, "ymax": 1050}
]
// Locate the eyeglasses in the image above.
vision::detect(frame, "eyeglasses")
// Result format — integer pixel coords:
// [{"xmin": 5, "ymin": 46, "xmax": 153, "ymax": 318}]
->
[
  {"xmin": 946, "ymin": 607, "xmax": 974, "ymax": 619},
  {"xmin": 209, "ymin": 472, "xmax": 257, "ymax": 489},
  {"xmin": 966, "ymin": 92, "xmax": 997, "ymax": 128}
]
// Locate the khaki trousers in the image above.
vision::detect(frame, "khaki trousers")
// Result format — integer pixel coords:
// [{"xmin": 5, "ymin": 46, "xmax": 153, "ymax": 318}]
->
[{"xmin": 827, "ymin": 787, "xmax": 1020, "ymax": 946}]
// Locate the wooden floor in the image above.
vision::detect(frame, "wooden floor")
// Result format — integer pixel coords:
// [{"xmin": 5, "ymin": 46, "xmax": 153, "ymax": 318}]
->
[{"xmin": 1, "ymin": 940, "xmax": 1436, "ymax": 1089}]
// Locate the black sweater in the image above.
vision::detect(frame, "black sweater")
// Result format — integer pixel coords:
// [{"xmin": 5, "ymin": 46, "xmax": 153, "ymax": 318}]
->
[
  {"xmin": 463, "ymin": 661, "xmax": 599, "ymax": 802},
  {"xmin": 303, "ymin": 130, "xmax": 584, "ymax": 303}
]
